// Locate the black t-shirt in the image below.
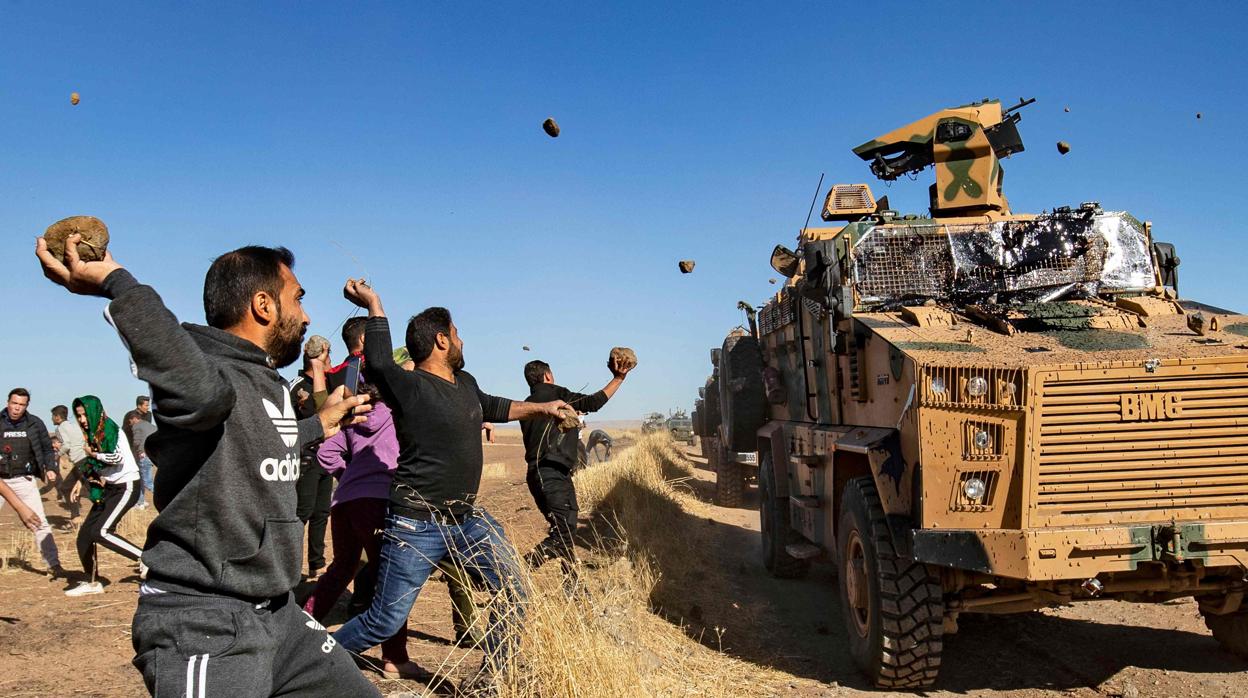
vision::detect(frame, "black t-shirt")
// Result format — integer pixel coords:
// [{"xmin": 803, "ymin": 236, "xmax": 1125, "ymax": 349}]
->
[
  {"xmin": 363, "ymin": 318, "xmax": 512, "ymax": 516},
  {"xmin": 521, "ymin": 383, "xmax": 608, "ymax": 469}
]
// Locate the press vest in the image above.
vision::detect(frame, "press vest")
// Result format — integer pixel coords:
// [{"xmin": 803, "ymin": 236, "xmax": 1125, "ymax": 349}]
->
[{"xmin": 0, "ymin": 422, "xmax": 36, "ymax": 478}]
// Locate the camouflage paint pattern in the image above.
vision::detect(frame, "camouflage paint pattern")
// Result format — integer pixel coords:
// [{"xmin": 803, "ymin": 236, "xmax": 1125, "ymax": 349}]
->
[{"xmin": 854, "ymin": 100, "xmax": 1010, "ymax": 217}]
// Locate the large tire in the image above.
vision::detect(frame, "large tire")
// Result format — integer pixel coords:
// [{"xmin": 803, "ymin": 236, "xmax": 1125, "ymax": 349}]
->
[
  {"xmin": 692, "ymin": 400, "xmax": 704, "ymax": 437},
  {"xmin": 704, "ymin": 377, "xmax": 722, "ymax": 436},
  {"xmin": 714, "ymin": 448, "xmax": 746, "ymax": 508},
  {"xmin": 758, "ymin": 450, "xmax": 811, "ymax": 579},
  {"xmin": 719, "ymin": 335, "xmax": 766, "ymax": 453},
  {"xmin": 838, "ymin": 477, "xmax": 943, "ymax": 689},
  {"xmin": 1204, "ymin": 610, "xmax": 1248, "ymax": 657}
]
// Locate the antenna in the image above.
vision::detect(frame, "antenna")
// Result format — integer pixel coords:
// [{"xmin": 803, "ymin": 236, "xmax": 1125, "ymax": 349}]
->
[{"xmin": 801, "ymin": 173, "xmax": 825, "ymax": 236}]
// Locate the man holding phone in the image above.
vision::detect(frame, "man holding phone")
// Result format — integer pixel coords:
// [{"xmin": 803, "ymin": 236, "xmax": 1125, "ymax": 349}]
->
[{"xmin": 292, "ymin": 317, "xmax": 369, "ymax": 580}]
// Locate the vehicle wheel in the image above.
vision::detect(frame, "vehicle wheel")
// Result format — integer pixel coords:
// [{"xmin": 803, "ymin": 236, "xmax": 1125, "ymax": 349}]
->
[
  {"xmin": 704, "ymin": 377, "xmax": 722, "ymax": 435},
  {"xmin": 711, "ymin": 441, "xmax": 745, "ymax": 508},
  {"xmin": 838, "ymin": 476, "xmax": 943, "ymax": 689},
  {"xmin": 758, "ymin": 450, "xmax": 810, "ymax": 579},
  {"xmin": 1203, "ymin": 610, "xmax": 1248, "ymax": 657},
  {"xmin": 719, "ymin": 335, "xmax": 766, "ymax": 453}
]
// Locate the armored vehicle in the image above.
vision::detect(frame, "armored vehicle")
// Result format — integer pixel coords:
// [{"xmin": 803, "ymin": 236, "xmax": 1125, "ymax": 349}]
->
[
  {"xmin": 666, "ymin": 410, "xmax": 696, "ymax": 446},
  {"xmin": 641, "ymin": 412, "xmax": 667, "ymax": 434},
  {"xmin": 643, "ymin": 411, "xmax": 696, "ymax": 445},
  {"xmin": 696, "ymin": 332, "xmax": 763, "ymax": 506},
  {"xmin": 724, "ymin": 98, "xmax": 1248, "ymax": 688}
]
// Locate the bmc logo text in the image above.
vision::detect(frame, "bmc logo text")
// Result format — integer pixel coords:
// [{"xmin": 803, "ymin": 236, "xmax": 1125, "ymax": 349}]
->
[
  {"xmin": 1120, "ymin": 392, "xmax": 1182, "ymax": 421},
  {"xmin": 260, "ymin": 455, "xmax": 301, "ymax": 481}
]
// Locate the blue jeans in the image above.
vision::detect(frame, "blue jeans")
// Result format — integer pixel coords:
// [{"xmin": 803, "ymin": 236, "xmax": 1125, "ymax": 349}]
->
[
  {"xmin": 332, "ymin": 509, "xmax": 526, "ymax": 659},
  {"xmin": 137, "ymin": 456, "xmax": 154, "ymax": 505}
]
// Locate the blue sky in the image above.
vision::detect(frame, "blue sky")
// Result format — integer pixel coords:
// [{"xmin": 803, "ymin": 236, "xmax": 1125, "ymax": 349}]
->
[{"xmin": 2, "ymin": 2, "xmax": 1245, "ymax": 424}]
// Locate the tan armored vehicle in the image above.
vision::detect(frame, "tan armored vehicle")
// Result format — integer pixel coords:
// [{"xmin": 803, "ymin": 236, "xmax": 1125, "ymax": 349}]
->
[{"xmin": 727, "ymin": 98, "xmax": 1248, "ymax": 688}]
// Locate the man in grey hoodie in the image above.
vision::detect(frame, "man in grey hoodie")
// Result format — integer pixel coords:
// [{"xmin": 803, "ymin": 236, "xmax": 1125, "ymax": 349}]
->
[{"xmin": 36, "ymin": 234, "xmax": 381, "ymax": 697}]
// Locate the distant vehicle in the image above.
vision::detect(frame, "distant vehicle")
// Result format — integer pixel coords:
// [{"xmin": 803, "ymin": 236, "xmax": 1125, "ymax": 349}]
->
[
  {"xmin": 693, "ymin": 330, "xmax": 761, "ymax": 508},
  {"xmin": 642, "ymin": 410, "xmax": 696, "ymax": 445},
  {"xmin": 665, "ymin": 410, "xmax": 695, "ymax": 445},
  {"xmin": 712, "ymin": 98, "xmax": 1248, "ymax": 689},
  {"xmin": 641, "ymin": 412, "xmax": 666, "ymax": 433}
]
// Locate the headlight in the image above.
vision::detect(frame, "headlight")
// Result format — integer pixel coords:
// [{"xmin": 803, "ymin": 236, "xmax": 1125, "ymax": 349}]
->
[
  {"xmin": 973, "ymin": 428, "xmax": 991, "ymax": 450},
  {"xmin": 966, "ymin": 376, "xmax": 989, "ymax": 398},
  {"xmin": 931, "ymin": 376, "xmax": 947, "ymax": 395},
  {"xmin": 962, "ymin": 477, "xmax": 987, "ymax": 501}
]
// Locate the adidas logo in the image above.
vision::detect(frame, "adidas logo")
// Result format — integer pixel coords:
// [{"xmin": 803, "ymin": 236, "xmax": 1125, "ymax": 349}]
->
[
  {"xmin": 262, "ymin": 390, "xmax": 299, "ymax": 448},
  {"xmin": 301, "ymin": 610, "xmax": 325, "ymax": 631}
]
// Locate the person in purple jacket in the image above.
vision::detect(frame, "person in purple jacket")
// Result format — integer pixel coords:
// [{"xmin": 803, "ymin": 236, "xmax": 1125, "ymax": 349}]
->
[{"xmin": 302, "ymin": 381, "xmax": 479, "ymax": 679}]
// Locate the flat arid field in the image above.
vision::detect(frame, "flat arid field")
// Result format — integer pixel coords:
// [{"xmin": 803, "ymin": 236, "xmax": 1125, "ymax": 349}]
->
[{"xmin": 0, "ymin": 432, "xmax": 1244, "ymax": 697}]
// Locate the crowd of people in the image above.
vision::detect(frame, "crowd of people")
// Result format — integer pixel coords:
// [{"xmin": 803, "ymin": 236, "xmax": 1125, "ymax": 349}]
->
[
  {"xmin": 25, "ymin": 232, "xmax": 633, "ymax": 695},
  {"xmin": 2, "ymin": 387, "xmax": 152, "ymax": 595}
]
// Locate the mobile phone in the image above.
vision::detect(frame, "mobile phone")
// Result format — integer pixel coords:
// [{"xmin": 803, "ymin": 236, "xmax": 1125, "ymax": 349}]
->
[{"xmin": 342, "ymin": 356, "xmax": 363, "ymax": 396}]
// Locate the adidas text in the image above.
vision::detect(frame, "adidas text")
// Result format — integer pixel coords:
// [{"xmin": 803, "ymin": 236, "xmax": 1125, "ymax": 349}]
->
[{"xmin": 260, "ymin": 456, "xmax": 301, "ymax": 482}]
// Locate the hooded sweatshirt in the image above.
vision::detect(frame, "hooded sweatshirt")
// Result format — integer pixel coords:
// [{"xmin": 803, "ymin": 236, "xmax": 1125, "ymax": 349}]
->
[
  {"xmin": 102, "ymin": 269, "xmax": 324, "ymax": 600},
  {"xmin": 317, "ymin": 401, "xmax": 398, "ymax": 507}
]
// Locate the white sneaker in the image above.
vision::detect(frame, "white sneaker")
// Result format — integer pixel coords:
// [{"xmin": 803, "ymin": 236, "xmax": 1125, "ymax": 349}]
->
[
  {"xmin": 139, "ymin": 561, "xmax": 150, "ymax": 580},
  {"xmin": 65, "ymin": 581, "xmax": 104, "ymax": 597}
]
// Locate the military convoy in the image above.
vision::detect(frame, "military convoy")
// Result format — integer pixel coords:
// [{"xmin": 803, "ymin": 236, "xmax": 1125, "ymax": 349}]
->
[
  {"xmin": 694, "ymin": 330, "xmax": 763, "ymax": 507},
  {"xmin": 643, "ymin": 410, "xmax": 696, "ymax": 446},
  {"xmin": 702, "ymin": 98, "xmax": 1248, "ymax": 688}
]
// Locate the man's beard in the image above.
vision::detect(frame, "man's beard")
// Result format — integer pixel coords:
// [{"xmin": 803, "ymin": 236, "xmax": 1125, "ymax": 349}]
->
[
  {"xmin": 267, "ymin": 307, "xmax": 306, "ymax": 369},
  {"xmin": 448, "ymin": 343, "xmax": 465, "ymax": 371}
]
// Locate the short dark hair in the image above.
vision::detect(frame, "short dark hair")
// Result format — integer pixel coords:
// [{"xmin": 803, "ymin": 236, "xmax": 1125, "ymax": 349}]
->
[
  {"xmin": 405, "ymin": 307, "xmax": 452, "ymax": 363},
  {"xmin": 52, "ymin": 405, "xmax": 68, "ymax": 419},
  {"xmin": 136, "ymin": 395, "xmax": 150, "ymax": 406},
  {"xmin": 342, "ymin": 317, "xmax": 367, "ymax": 352},
  {"xmin": 203, "ymin": 246, "xmax": 295, "ymax": 329},
  {"xmin": 8, "ymin": 388, "xmax": 29, "ymax": 401},
  {"xmin": 524, "ymin": 360, "xmax": 551, "ymax": 387}
]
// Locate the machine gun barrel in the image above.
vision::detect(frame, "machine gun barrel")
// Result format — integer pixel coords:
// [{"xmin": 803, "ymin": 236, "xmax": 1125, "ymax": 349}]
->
[{"xmin": 1003, "ymin": 97, "xmax": 1037, "ymax": 116}]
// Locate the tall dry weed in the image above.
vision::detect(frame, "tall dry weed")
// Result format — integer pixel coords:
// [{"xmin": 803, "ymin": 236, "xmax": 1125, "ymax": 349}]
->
[
  {"xmin": 472, "ymin": 433, "xmax": 777, "ymax": 697},
  {"xmin": 0, "ymin": 530, "xmax": 33, "ymax": 571}
]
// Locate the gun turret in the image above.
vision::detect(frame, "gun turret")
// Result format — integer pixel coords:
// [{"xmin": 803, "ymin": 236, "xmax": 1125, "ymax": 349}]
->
[{"xmin": 849, "ymin": 98, "xmax": 1034, "ymax": 218}]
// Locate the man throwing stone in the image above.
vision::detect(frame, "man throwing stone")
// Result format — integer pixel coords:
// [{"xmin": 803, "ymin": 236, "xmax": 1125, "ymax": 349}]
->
[
  {"xmin": 332, "ymin": 278, "xmax": 569, "ymax": 681},
  {"xmin": 520, "ymin": 357, "xmax": 631, "ymax": 567},
  {"xmin": 36, "ymin": 234, "xmax": 380, "ymax": 697}
]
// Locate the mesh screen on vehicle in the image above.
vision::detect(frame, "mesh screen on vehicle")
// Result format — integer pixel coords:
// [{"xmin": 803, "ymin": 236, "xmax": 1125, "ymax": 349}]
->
[{"xmin": 851, "ymin": 211, "xmax": 1155, "ymax": 309}]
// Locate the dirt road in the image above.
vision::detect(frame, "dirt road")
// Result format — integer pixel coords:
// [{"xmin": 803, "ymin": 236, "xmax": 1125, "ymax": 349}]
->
[{"xmin": 675, "ymin": 446, "xmax": 1248, "ymax": 698}]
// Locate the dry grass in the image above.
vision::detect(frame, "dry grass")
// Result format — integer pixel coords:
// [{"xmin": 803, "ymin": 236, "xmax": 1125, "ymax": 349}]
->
[
  {"xmin": 478, "ymin": 433, "xmax": 779, "ymax": 698},
  {"xmin": 117, "ymin": 503, "xmax": 157, "ymax": 542},
  {"xmin": 0, "ymin": 530, "xmax": 33, "ymax": 571}
]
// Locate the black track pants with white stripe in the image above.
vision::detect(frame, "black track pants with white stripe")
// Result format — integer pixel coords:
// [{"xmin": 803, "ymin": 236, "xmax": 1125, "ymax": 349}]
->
[
  {"xmin": 131, "ymin": 588, "xmax": 381, "ymax": 697},
  {"xmin": 77, "ymin": 480, "xmax": 143, "ymax": 576}
]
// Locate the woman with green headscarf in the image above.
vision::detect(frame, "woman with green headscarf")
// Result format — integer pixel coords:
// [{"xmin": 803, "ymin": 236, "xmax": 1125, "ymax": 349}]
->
[{"xmin": 65, "ymin": 395, "xmax": 143, "ymax": 597}]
